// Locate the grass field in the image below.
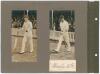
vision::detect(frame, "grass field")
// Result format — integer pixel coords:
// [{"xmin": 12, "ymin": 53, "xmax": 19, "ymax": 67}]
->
[
  {"xmin": 12, "ymin": 36, "xmax": 37, "ymax": 62},
  {"xmin": 50, "ymin": 40, "xmax": 75, "ymax": 60},
  {"xmin": 11, "ymin": 36, "xmax": 75, "ymax": 62}
]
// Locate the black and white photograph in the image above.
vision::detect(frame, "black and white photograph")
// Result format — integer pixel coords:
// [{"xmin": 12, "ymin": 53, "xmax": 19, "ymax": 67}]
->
[
  {"xmin": 49, "ymin": 10, "xmax": 76, "ymax": 72},
  {"xmin": 11, "ymin": 10, "xmax": 37, "ymax": 62}
]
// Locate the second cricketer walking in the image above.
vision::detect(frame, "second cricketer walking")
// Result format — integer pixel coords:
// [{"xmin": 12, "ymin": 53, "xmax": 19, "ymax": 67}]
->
[{"xmin": 52, "ymin": 15, "xmax": 71, "ymax": 53}]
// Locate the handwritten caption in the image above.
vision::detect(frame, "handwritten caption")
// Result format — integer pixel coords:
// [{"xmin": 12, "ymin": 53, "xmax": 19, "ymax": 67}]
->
[{"xmin": 49, "ymin": 60, "xmax": 76, "ymax": 72}]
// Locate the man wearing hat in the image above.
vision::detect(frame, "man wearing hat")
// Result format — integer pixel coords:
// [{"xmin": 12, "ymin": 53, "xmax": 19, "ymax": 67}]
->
[
  {"xmin": 52, "ymin": 15, "xmax": 71, "ymax": 53},
  {"xmin": 20, "ymin": 15, "xmax": 34, "ymax": 53}
]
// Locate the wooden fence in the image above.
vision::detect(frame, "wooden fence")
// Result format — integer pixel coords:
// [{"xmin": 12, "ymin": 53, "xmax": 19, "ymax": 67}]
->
[{"xmin": 11, "ymin": 28, "xmax": 75, "ymax": 42}]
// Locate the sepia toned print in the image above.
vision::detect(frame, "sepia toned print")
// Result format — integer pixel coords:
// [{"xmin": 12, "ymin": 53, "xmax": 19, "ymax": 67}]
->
[
  {"xmin": 11, "ymin": 10, "xmax": 37, "ymax": 62},
  {"xmin": 49, "ymin": 10, "xmax": 76, "ymax": 72}
]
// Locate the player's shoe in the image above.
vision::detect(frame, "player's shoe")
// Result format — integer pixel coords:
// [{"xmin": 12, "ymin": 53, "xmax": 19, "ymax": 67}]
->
[
  {"xmin": 30, "ymin": 49, "xmax": 34, "ymax": 53},
  {"xmin": 19, "ymin": 51, "xmax": 25, "ymax": 54},
  {"xmin": 51, "ymin": 49, "xmax": 59, "ymax": 53}
]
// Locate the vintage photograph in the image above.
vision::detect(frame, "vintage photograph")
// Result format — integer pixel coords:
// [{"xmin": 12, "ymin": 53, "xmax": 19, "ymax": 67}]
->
[
  {"xmin": 49, "ymin": 10, "xmax": 76, "ymax": 72},
  {"xmin": 11, "ymin": 10, "xmax": 37, "ymax": 62}
]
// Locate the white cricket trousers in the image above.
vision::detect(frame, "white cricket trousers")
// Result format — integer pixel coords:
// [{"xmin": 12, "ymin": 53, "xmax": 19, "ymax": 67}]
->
[
  {"xmin": 55, "ymin": 32, "xmax": 70, "ymax": 52},
  {"xmin": 21, "ymin": 31, "xmax": 33, "ymax": 52}
]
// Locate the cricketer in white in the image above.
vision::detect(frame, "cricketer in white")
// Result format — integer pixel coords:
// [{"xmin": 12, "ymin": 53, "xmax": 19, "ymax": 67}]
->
[
  {"xmin": 19, "ymin": 15, "xmax": 34, "ymax": 54},
  {"xmin": 53, "ymin": 15, "xmax": 71, "ymax": 53}
]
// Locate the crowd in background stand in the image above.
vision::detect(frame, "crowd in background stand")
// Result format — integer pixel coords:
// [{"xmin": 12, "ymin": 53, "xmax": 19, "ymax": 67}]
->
[
  {"xmin": 11, "ymin": 16, "xmax": 37, "ymax": 29},
  {"xmin": 49, "ymin": 16, "xmax": 75, "ymax": 32},
  {"xmin": 11, "ymin": 15, "xmax": 75, "ymax": 32}
]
